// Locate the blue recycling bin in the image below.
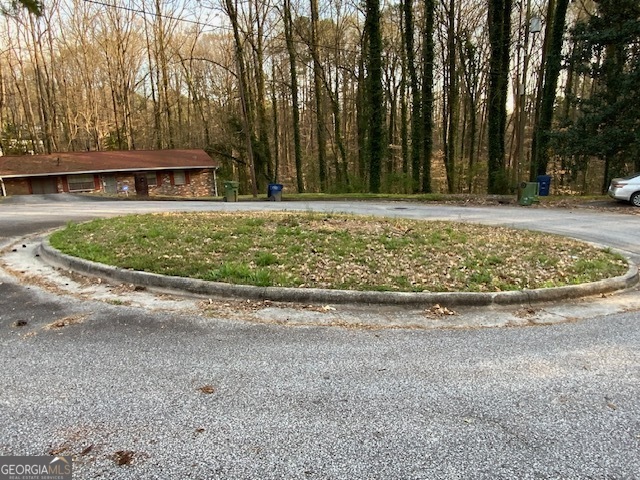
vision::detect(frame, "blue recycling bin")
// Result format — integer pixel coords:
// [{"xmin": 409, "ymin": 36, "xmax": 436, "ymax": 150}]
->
[
  {"xmin": 267, "ymin": 183, "xmax": 283, "ymax": 201},
  {"xmin": 537, "ymin": 175, "xmax": 551, "ymax": 196}
]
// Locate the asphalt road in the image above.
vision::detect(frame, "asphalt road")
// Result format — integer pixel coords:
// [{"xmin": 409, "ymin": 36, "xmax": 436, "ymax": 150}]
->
[{"xmin": 1, "ymin": 195, "xmax": 639, "ymax": 479}]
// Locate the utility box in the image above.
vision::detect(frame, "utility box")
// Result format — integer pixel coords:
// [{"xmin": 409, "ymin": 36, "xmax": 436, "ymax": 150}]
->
[
  {"xmin": 267, "ymin": 183, "xmax": 283, "ymax": 201},
  {"xmin": 223, "ymin": 181, "xmax": 239, "ymax": 202},
  {"xmin": 519, "ymin": 182, "xmax": 539, "ymax": 206}
]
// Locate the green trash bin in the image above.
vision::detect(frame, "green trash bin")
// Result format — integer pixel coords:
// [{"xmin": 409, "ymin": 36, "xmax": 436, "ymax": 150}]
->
[
  {"xmin": 223, "ymin": 181, "xmax": 239, "ymax": 202},
  {"xmin": 518, "ymin": 181, "xmax": 539, "ymax": 206}
]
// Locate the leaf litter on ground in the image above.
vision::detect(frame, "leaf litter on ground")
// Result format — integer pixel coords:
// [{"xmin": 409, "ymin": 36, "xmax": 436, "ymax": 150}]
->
[{"xmin": 50, "ymin": 212, "xmax": 628, "ymax": 293}]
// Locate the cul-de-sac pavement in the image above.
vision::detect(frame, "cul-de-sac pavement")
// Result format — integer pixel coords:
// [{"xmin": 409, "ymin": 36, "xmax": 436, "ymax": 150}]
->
[{"xmin": 1, "ymin": 195, "xmax": 639, "ymax": 479}]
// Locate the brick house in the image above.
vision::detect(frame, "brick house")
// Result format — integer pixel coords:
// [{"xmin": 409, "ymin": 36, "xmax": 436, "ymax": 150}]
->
[{"xmin": 0, "ymin": 149, "xmax": 219, "ymax": 197}]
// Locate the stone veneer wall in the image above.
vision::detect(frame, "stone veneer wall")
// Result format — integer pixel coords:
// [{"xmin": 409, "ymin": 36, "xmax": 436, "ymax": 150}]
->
[
  {"xmin": 149, "ymin": 169, "xmax": 215, "ymax": 197},
  {"xmin": 2, "ymin": 169, "xmax": 215, "ymax": 197},
  {"xmin": 114, "ymin": 175, "xmax": 135, "ymax": 195}
]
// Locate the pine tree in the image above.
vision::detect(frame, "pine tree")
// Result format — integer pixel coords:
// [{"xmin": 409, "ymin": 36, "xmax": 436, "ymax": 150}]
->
[
  {"xmin": 4, "ymin": 0, "xmax": 41, "ymax": 15},
  {"xmin": 558, "ymin": 0, "xmax": 640, "ymax": 191}
]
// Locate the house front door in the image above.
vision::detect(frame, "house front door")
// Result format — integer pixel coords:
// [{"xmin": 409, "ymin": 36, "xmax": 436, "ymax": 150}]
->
[
  {"xmin": 134, "ymin": 173, "xmax": 149, "ymax": 197},
  {"xmin": 103, "ymin": 175, "xmax": 117, "ymax": 194}
]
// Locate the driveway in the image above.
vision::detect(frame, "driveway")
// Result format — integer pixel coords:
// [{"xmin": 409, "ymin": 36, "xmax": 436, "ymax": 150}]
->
[{"xmin": 1, "ymin": 196, "xmax": 639, "ymax": 479}]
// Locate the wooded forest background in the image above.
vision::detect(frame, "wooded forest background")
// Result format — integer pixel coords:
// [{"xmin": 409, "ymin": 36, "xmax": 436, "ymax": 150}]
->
[{"xmin": 1, "ymin": 0, "xmax": 638, "ymax": 195}]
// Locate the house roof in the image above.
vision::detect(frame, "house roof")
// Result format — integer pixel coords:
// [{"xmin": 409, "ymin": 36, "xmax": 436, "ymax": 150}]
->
[{"xmin": 0, "ymin": 149, "xmax": 218, "ymax": 178}]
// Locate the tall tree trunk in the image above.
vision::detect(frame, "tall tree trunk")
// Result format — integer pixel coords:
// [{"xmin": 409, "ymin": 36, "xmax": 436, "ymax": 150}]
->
[
  {"xmin": 530, "ymin": 0, "xmax": 570, "ymax": 177},
  {"xmin": 364, "ymin": 0, "xmax": 384, "ymax": 193},
  {"xmin": 119, "ymin": 41, "xmax": 135, "ymax": 150},
  {"xmin": 487, "ymin": 0, "xmax": 513, "ymax": 194},
  {"xmin": 443, "ymin": 0, "xmax": 458, "ymax": 193},
  {"xmin": 28, "ymin": 15, "xmax": 53, "ymax": 153},
  {"xmin": 386, "ymin": 63, "xmax": 398, "ymax": 179},
  {"xmin": 251, "ymin": 8, "xmax": 273, "ymax": 184},
  {"xmin": 328, "ymin": 71, "xmax": 348, "ymax": 187},
  {"xmin": 143, "ymin": 15, "xmax": 162, "ymax": 149},
  {"xmin": 107, "ymin": 72, "xmax": 123, "ymax": 149},
  {"xmin": 283, "ymin": 0, "xmax": 304, "ymax": 192},
  {"xmin": 271, "ymin": 67, "xmax": 280, "ymax": 183},
  {"xmin": 402, "ymin": 0, "xmax": 422, "ymax": 192},
  {"xmin": 459, "ymin": 32, "xmax": 478, "ymax": 193},
  {"xmin": 421, "ymin": 0, "xmax": 435, "ymax": 193},
  {"xmin": 310, "ymin": 0, "xmax": 328, "ymax": 190},
  {"xmin": 529, "ymin": 0, "xmax": 555, "ymax": 167},
  {"xmin": 42, "ymin": 12, "xmax": 60, "ymax": 152},
  {"xmin": 178, "ymin": 54, "xmax": 211, "ymax": 147},
  {"xmin": 154, "ymin": 0, "xmax": 174, "ymax": 149},
  {"xmin": 356, "ymin": 53, "xmax": 367, "ymax": 185},
  {"xmin": 225, "ymin": 0, "xmax": 258, "ymax": 197},
  {"xmin": 399, "ymin": 10, "xmax": 409, "ymax": 182}
]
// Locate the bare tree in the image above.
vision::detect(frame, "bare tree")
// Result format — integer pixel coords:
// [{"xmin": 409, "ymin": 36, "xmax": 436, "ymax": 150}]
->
[
  {"xmin": 224, "ymin": 0, "xmax": 258, "ymax": 196},
  {"xmin": 282, "ymin": 0, "xmax": 305, "ymax": 192},
  {"xmin": 487, "ymin": 0, "xmax": 512, "ymax": 194}
]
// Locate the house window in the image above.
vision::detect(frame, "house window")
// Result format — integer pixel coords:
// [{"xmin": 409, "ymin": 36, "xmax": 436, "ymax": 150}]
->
[
  {"xmin": 173, "ymin": 170, "xmax": 186, "ymax": 185},
  {"xmin": 146, "ymin": 173, "xmax": 158, "ymax": 187},
  {"xmin": 67, "ymin": 174, "xmax": 95, "ymax": 192}
]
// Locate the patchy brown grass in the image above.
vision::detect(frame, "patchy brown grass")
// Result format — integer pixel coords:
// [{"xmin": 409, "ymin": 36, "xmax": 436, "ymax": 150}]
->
[{"xmin": 49, "ymin": 212, "xmax": 628, "ymax": 293}]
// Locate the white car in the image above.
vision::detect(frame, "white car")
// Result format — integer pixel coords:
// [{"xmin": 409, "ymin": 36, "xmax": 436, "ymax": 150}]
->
[{"xmin": 608, "ymin": 173, "xmax": 640, "ymax": 207}]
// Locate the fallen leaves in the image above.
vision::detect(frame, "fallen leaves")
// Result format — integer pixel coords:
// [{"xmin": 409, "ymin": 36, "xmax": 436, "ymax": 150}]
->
[
  {"xmin": 425, "ymin": 304, "xmax": 457, "ymax": 317},
  {"xmin": 45, "ymin": 313, "xmax": 89, "ymax": 329},
  {"xmin": 80, "ymin": 445, "xmax": 94, "ymax": 456},
  {"xmin": 49, "ymin": 212, "xmax": 628, "ymax": 293},
  {"xmin": 198, "ymin": 384, "xmax": 215, "ymax": 394},
  {"xmin": 515, "ymin": 307, "xmax": 537, "ymax": 318},
  {"xmin": 112, "ymin": 450, "xmax": 135, "ymax": 466},
  {"xmin": 48, "ymin": 446, "xmax": 68, "ymax": 455},
  {"xmin": 198, "ymin": 298, "xmax": 273, "ymax": 313},
  {"xmin": 109, "ymin": 283, "xmax": 147, "ymax": 295}
]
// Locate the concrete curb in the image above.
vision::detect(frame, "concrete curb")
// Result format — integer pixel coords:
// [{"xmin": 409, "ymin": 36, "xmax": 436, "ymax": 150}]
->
[{"xmin": 39, "ymin": 238, "xmax": 639, "ymax": 307}]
